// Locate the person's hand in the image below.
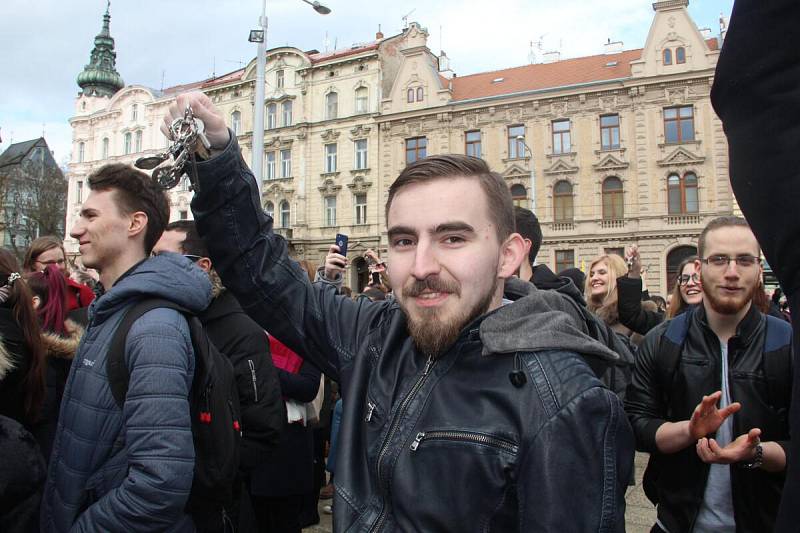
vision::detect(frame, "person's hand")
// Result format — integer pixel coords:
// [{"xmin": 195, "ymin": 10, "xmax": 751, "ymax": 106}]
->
[
  {"xmin": 364, "ymin": 249, "xmax": 386, "ymax": 273},
  {"xmin": 625, "ymin": 245, "xmax": 642, "ymax": 278},
  {"xmin": 696, "ymin": 428, "xmax": 761, "ymax": 464},
  {"xmin": 324, "ymin": 244, "xmax": 348, "ymax": 279},
  {"xmin": 689, "ymin": 391, "xmax": 741, "ymax": 440},
  {"xmin": 160, "ymin": 91, "xmax": 230, "ymax": 149}
]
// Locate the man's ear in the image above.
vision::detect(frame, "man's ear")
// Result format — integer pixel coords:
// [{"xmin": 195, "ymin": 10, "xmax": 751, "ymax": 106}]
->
[
  {"xmin": 196, "ymin": 257, "xmax": 213, "ymax": 273},
  {"xmin": 128, "ymin": 211, "xmax": 148, "ymax": 241},
  {"xmin": 498, "ymin": 233, "xmax": 527, "ymax": 279}
]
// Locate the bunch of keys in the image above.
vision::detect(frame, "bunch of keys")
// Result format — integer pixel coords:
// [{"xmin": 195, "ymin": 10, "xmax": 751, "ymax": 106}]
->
[{"xmin": 135, "ymin": 105, "xmax": 211, "ymax": 191}]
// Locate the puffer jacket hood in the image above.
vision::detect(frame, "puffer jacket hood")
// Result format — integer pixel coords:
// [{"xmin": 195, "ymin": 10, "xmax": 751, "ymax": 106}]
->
[
  {"xmin": 487, "ymin": 277, "xmax": 619, "ymax": 363},
  {"xmin": 41, "ymin": 321, "xmax": 83, "ymax": 361},
  {"xmin": 89, "ymin": 253, "xmax": 212, "ymax": 326}
]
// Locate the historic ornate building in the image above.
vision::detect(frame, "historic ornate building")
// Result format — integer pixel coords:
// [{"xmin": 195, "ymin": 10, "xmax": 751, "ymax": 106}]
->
[{"xmin": 66, "ymin": 0, "xmax": 732, "ymax": 295}]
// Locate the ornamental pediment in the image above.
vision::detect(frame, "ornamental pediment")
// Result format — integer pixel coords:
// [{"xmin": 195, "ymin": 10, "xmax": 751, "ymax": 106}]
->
[
  {"xmin": 347, "ymin": 175, "xmax": 372, "ymax": 193},
  {"xmin": 543, "ymin": 159, "xmax": 579, "ymax": 175},
  {"xmin": 263, "ymin": 183, "xmax": 293, "ymax": 197},
  {"xmin": 318, "ymin": 178, "xmax": 342, "ymax": 195},
  {"xmin": 350, "ymin": 124, "xmax": 372, "ymax": 138},
  {"xmin": 266, "ymin": 136, "xmax": 293, "ymax": 148},
  {"xmin": 501, "ymin": 163, "xmax": 529, "ymax": 178},
  {"xmin": 657, "ymin": 146, "xmax": 705, "ymax": 167},
  {"xmin": 592, "ymin": 154, "xmax": 629, "ymax": 171},
  {"xmin": 320, "ymin": 129, "xmax": 341, "ymax": 141}
]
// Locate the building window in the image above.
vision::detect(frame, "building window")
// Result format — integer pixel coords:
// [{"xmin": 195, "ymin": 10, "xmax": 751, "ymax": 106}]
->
[
  {"xmin": 668, "ymin": 172, "xmax": 699, "ymax": 214},
  {"xmin": 465, "ymin": 131, "xmax": 482, "ymax": 158},
  {"xmin": 555, "ymin": 250, "xmax": 575, "ymax": 273},
  {"xmin": 265, "ymin": 201, "xmax": 274, "ymax": 218},
  {"xmin": 325, "ymin": 143, "xmax": 337, "ymax": 173},
  {"xmin": 355, "ymin": 139, "xmax": 368, "ymax": 169},
  {"xmin": 180, "ymin": 210, "xmax": 188, "ymax": 220},
  {"xmin": 78, "ymin": 142, "xmax": 85, "ymax": 163},
  {"xmin": 508, "ymin": 125, "xmax": 525, "ymax": 159},
  {"xmin": 280, "ymin": 150, "xmax": 292, "ymax": 178},
  {"xmin": 510, "ymin": 184, "xmax": 528, "ymax": 208},
  {"xmin": 664, "ymin": 106, "xmax": 694, "ymax": 143},
  {"xmin": 355, "ymin": 193, "xmax": 367, "ymax": 225},
  {"xmin": 124, "ymin": 132, "xmax": 132, "ymax": 155},
  {"xmin": 407, "ymin": 88, "xmax": 415, "ymax": 103},
  {"xmin": 552, "ymin": 119, "xmax": 571, "ymax": 154},
  {"xmin": 326, "ymin": 92, "xmax": 338, "ymax": 120},
  {"xmin": 605, "ymin": 247, "xmax": 625, "ymax": 258},
  {"xmin": 76, "ymin": 180, "xmax": 83, "ymax": 203},
  {"xmin": 231, "ymin": 111, "xmax": 241, "ymax": 135},
  {"xmin": 180, "ymin": 176, "xmax": 190, "ymax": 192},
  {"xmin": 676, "ymin": 47, "xmax": 686, "ymax": 64},
  {"xmin": 134, "ymin": 130, "xmax": 142, "ymax": 153},
  {"xmin": 405, "ymin": 137, "xmax": 427, "ymax": 164},
  {"xmin": 282, "ymin": 101, "xmax": 293, "ymax": 127},
  {"xmin": 265, "ymin": 151, "xmax": 276, "ymax": 180},
  {"xmin": 602, "ymin": 176, "xmax": 624, "ymax": 220},
  {"xmin": 553, "ymin": 180, "xmax": 574, "ymax": 222},
  {"xmin": 280, "ymin": 200, "xmax": 291, "ymax": 228},
  {"xmin": 325, "ymin": 196, "xmax": 337, "ymax": 226},
  {"xmin": 267, "ymin": 104, "xmax": 277, "ymax": 129},
  {"xmin": 663, "ymin": 48, "xmax": 673, "ymax": 65},
  {"xmin": 355, "ymin": 87, "xmax": 368, "ymax": 114},
  {"xmin": 600, "ymin": 114, "xmax": 620, "ymax": 150},
  {"xmin": 102, "ymin": 137, "xmax": 109, "ymax": 159},
  {"xmin": 276, "ymin": 69, "xmax": 284, "ymax": 89},
  {"xmin": 416, "ymin": 87, "xmax": 424, "ymax": 101},
  {"xmin": 131, "ymin": 104, "xmax": 138, "ymax": 121}
]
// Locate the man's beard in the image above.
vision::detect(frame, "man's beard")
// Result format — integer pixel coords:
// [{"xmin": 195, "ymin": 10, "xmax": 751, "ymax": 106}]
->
[
  {"xmin": 399, "ymin": 275, "xmax": 498, "ymax": 357},
  {"xmin": 705, "ymin": 283, "xmax": 757, "ymax": 315}
]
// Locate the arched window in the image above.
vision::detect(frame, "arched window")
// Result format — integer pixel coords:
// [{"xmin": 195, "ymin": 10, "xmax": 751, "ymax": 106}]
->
[
  {"xmin": 602, "ymin": 177, "xmax": 624, "ymax": 220},
  {"xmin": 676, "ymin": 47, "xmax": 686, "ymax": 64},
  {"xmin": 666, "ymin": 245, "xmax": 697, "ymax": 293},
  {"xmin": 280, "ymin": 200, "xmax": 291, "ymax": 228},
  {"xmin": 265, "ymin": 201, "xmax": 274, "ymax": 218},
  {"xmin": 231, "ymin": 111, "xmax": 241, "ymax": 135},
  {"xmin": 553, "ymin": 180, "xmax": 574, "ymax": 222},
  {"xmin": 326, "ymin": 92, "xmax": 338, "ymax": 120},
  {"xmin": 407, "ymin": 88, "xmax": 415, "ymax": 103},
  {"xmin": 282, "ymin": 101, "xmax": 293, "ymax": 127},
  {"xmin": 510, "ymin": 184, "xmax": 528, "ymax": 208},
  {"xmin": 78, "ymin": 142, "xmax": 85, "ymax": 163},
  {"xmin": 134, "ymin": 130, "xmax": 142, "ymax": 153},
  {"xmin": 416, "ymin": 87, "xmax": 424, "ymax": 101},
  {"xmin": 668, "ymin": 172, "xmax": 699, "ymax": 214},
  {"xmin": 355, "ymin": 86, "xmax": 369, "ymax": 114},
  {"xmin": 124, "ymin": 132, "xmax": 132, "ymax": 155},
  {"xmin": 663, "ymin": 48, "xmax": 673, "ymax": 66},
  {"xmin": 102, "ymin": 137, "xmax": 109, "ymax": 159}
]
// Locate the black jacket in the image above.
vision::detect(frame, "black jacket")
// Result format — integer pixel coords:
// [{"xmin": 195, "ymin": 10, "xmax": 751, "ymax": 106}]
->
[
  {"xmin": 616, "ymin": 276, "xmax": 664, "ymax": 335},
  {"xmin": 200, "ymin": 289, "xmax": 285, "ymax": 470},
  {"xmin": 192, "ymin": 137, "xmax": 634, "ymax": 532},
  {"xmin": 625, "ymin": 304, "xmax": 791, "ymax": 532},
  {"xmin": 0, "ymin": 414, "xmax": 46, "ymax": 533},
  {"xmin": 0, "ymin": 308, "xmax": 33, "ymax": 427},
  {"xmin": 711, "ymin": 2, "xmax": 800, "ymax": 530}
]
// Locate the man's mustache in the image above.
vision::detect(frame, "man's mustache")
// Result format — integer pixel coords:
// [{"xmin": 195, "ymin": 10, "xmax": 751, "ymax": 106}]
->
[{"xmin": 403, "ymin": 276, "xmax": 461, "ymax": 298}]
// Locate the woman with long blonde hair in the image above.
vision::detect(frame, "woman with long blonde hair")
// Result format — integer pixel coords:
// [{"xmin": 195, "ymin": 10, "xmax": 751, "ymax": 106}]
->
[{"xmin": 585, "ymin": 254, "xmax": 631, "ymax": 336}]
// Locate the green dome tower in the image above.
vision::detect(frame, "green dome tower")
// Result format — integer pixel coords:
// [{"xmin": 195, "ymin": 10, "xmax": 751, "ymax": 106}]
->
[{"xmin": 77, "ymin": 1, "xmax": 124, "ymax": 97}]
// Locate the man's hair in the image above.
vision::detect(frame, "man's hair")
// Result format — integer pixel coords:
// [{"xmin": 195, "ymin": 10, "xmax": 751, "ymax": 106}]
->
[
  {"xmin": 87, "ymin": 163, "xmax": 170, "ymax": 255},
  {"xmin": 165, "ymin": 220, "xmax": 209, "ymax": 258},
  {"xmin": 513, "ymin": 207, "xmax": 542, "ymax": 263},
  {"xmin": 385, "ymin": 154, "xmax": 515, "ymax": 241},
  {"xmin": 23, "ymin": 235, "xmax": 66, "ymax": 273},
  {"xmin": 697, "ymin": 216, "xmax": 753, "ymax": 258}
]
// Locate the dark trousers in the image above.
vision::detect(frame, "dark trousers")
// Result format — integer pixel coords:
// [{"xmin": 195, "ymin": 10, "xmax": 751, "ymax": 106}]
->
[{"xmin": 249, "ymin": 494, "xmax": 304, "ymax": 533}]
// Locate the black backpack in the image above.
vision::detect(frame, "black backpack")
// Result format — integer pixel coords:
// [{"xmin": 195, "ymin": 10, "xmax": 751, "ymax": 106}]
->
[{"xmin": 106, "ymin": 298, "xmax": 242, "ymax": 526}]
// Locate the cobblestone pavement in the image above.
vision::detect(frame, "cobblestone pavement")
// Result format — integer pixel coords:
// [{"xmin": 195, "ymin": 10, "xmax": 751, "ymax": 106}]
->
[{"xmin": 303, "ymin": 453, "xmax": 657, "ymax": 532}]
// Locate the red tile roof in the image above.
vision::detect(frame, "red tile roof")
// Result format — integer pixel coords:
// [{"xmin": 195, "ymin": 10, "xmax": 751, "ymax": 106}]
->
[{"xmin": 308, "ymin": 41, "xmax": 380, "ymax": 64}]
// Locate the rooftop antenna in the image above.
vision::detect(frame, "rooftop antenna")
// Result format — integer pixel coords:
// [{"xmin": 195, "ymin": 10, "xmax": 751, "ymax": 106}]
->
[
  {"xmin": 439, "ymin": 24, "xmax": 443, "ymax": 52},
  {"xmin": 402, "ymin": 9, "xmax": 415, "ymax": 30},
  {"xmin": 212, "ymin": 56, "xmax": 216, "ymax": 78},
  {"xmin": 324, "ymin": 31, "xmax": 330, "ymax": 52},
  {"xmin": 160, "ymin": 70, "xmax": 166, "ymax": 91},
  {"xmin": 528, "ymin": 40, "xmax": 536, "ymax": 64},
  {"xmin": 42, "ymin": 122, "xmax": 46, "ymax": 138},
  {"xmin": 225, "ymin": 59, "xmax": 245, "ymax": 68}
]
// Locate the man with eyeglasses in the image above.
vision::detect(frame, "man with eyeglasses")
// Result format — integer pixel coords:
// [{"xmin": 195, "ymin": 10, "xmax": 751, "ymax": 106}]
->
[{"xmin": 626, "ymin": 216, "xmax": 792, "ymax": 533}]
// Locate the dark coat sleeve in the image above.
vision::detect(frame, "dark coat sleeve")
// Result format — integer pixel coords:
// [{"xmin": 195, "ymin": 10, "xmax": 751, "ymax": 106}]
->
[
  {"xmin": 617, "ymin": 276, "xmax": 664, "ymax": 336},
  {"xmin": 277, "ymin": 360, "xmax": 321, "ymax": 404}
]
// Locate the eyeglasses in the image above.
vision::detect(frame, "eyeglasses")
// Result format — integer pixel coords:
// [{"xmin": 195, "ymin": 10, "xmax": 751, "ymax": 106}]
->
[
  {"xmin": 36, "ymin": 259, "xmax": 65, "ymax": 266},
  {"xmin": 183, "ymin": 254, "xmax": 203, "ymax": 263},
  {"xmin": 677, "ymin": 273, "xmax": 701, "ymax": 286},
  {"xmin": 701, "ymin": 255, "xmax": 761, "ymax": 269}
]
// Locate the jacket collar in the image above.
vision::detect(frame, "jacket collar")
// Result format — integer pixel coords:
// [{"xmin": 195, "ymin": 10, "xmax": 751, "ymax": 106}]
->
[{"xmin": 695, "ymin": 301, "xmax": 763, "ymax": 347}]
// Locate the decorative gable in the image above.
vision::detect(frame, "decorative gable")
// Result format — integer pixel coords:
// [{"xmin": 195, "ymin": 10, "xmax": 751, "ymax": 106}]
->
[
  {"xmin": 320, "ymin": 129, "xmax": 340, "ymax": 141},
  {"xmin": 350, "ymin": 124, "xmax": 371, "ymax": 138},
  {"xmin": 318, "ymin": 178, "xmax": 342, "ymax": 196},
  {"xmin": 347, "ymin": 176, "xmax": 372, "ymax": 193},
  {"xmin": 502, "ymin": 163, "xmax": 529, "ymax": 178},
  {"xmin": 657, "ymin": 146, "xmax": 705, "ymax": 167},
  {"xmin": 544, "ymin": 159, "xmax": 579, "ymax": 176},
  {"xmin": 593, "ymin": 154, "xmax": 629, "ymax": 171}
]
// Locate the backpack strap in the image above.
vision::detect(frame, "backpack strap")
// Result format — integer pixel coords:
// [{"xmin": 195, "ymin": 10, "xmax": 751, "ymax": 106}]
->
[
  {"xmin": 657, "ymin": 307, "xmax": 694, "ymax": 407},
  {"xmin": 763, "ymin": 314, "xmax": 793, "ymax": 411},
  {"xmin": 107, "ymin": 298, "xmax": 191, "ymax": 408}
]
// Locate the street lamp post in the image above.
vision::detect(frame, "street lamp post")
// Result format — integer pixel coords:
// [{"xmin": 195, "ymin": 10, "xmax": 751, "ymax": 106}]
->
[
  {"xmin": 516, "ymin": 135, "xmax": 536, "ymax": 213},
  {"xmin": 250, "ymin": 0, "xmax": 330, "ymax": 199}
]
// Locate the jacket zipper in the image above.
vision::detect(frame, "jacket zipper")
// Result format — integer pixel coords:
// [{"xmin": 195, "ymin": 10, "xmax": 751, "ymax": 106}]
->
[
  {"xmin": 247, "ymin": 359, "xmax": 259, "ymax": 402},
  {"xmin": 409, "ymin": 430, "xmax": 518, "ymax": 454},
  {"xmin": 369, "ymin": 354, "xmax": 436, "ymax": 533}
]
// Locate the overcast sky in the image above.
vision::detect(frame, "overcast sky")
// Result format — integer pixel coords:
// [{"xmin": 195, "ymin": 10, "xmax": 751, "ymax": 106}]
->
[{"xmin": 1, "ymin": 0, "xmax": 733, "ymax": 165}]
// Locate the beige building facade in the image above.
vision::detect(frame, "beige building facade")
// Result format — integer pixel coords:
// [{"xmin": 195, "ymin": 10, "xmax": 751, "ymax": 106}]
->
[{"xmin": 66, "ymin": 0, "xmax": 732, "ymax": 296}]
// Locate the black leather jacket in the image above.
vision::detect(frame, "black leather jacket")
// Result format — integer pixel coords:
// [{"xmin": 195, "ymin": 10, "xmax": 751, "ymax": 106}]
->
[
  {"xmin": 191, "ymin": 136, "xmax": 634, "ymax": 532},
  {"xmin": 625, "ymin": 304, "xmax": 792, "ymax": 533}
]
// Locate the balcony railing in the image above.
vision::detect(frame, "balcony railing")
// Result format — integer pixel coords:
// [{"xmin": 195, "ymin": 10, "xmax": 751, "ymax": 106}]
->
[
  {"xmin": 600, "ymin": 219, "xmax": 626, "ymax": 229},
  {"xmin": 666, "ymin": 214, "xmax": 701, "ymax": 225},
  {"xmin": 551, "ymin": 222, "xmax": 575, "ymax": 232},
  {"xmin": 274, "ymin": 227, "xmax": 293, "ymax": 240}
]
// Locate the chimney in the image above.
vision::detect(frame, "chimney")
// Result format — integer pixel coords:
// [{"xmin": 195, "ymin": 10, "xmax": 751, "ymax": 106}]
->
[
  {"xmin": 542, "ymin": 50, "xmax": 560, "ymax": 64},
  {"xmin": 699, "ymin": 27, "xmax": 712, "ymax": 39},
  {"xmin": 376, "ymin": 24, "xmax": 384, "ymax": 40},
  {"xmin": 604, "ymin": 39, "xmax": 623, "ymax": 54}
]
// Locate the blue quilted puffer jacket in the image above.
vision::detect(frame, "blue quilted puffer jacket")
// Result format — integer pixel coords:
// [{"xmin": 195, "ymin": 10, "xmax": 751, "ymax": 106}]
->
[{"xmin": 41, "ymin": 254, "xmax": 211, "ymax": 532}]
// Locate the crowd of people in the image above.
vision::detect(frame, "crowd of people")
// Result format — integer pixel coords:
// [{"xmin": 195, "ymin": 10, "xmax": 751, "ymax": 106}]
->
[{"xmin": 1, "ymin": 0, "xmax": 799, "ymax": 531}]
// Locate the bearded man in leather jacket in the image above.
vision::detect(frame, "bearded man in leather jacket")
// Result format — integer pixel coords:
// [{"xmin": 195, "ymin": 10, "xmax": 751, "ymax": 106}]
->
[
  {"xmin": 164, "ymin": 91, "xmax": 634, "ymax": 532},
  {"xmin": 626, "ymin": 216, "xmax": 792, "ymax": 533}
]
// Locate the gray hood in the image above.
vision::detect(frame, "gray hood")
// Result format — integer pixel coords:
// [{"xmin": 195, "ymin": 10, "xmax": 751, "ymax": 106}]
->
[
  {"xmin": 481, "ymin": 277, "xmax": 619, "ymax": 363},
  {"xmin": 90, "ymin": 253, "xmax": 212, "ymax": 326}
]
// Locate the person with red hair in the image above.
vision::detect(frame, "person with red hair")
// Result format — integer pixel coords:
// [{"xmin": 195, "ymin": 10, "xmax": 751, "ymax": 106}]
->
[{"xmin": 23, "ymin": 236, "xmax": 94, "ymax": 312}]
